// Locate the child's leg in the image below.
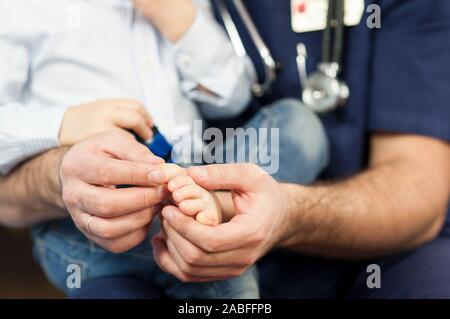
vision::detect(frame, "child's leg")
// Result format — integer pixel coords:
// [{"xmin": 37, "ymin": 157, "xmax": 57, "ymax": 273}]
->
[
  {"xmin": 156, "ymin": 265, "xmax": 259, "ymax": 299},
  {"xmin": 220, "ymin": 98, "xmax": 329, "ymax": 184},
  {"xmin": 32, "ymin": 218, "xmax": 161, "ymax": 295},
  {"xmin": 33, "ymin": 217, "xmax": 258, "ymax": 299}
]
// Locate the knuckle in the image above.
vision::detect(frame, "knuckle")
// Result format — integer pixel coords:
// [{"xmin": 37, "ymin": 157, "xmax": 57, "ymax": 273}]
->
[
  {"xmin": 129, "ymin": 99, "xmax": 143, "ymax": 109},
  {"xmin": 248, "ymin": 163, "xmax": 265, "ymax": 178},
  {"xmin": 231, "ymin": 268, "xmax": 246, "ymax": 277},
  {"xmin": 136, "ymin": 147, "xmax": 151, "ymax": 159},
  {"xmin": 91, "ymin": 196, "xmax": 113, "ymax": 216},
  {"xmin": 96, "ymin": 164, "xmax": 112, "ymax": 184},
  {"xmin": 135, "ymin": 191, "xmax": 148, "ymax": 209},
  {"xmin": 204, "ymin": 237, "xmax": 220, "ymax": 253},
  {"xmin": 94, "ymin": 222, "xmax": 115, "ymax": 240},
  {"xmin": 130, "ymin": 113, "xmax": 143, "ymax": 126},
  {"xmin": 177, "ymin": 274, "xmax": 190, "ymax": 283},
  {"xmin": 179, "ymin": 261, "xmax": 193, "ymax": 275},
  {"xmin": 107, "ymin": 243, "xmax": 126, "ymax": 254},
  {"xmin": 252, "ymin": 230, "xmax": 266, "ymax": 245},
  {"xmin": 177, "ymin": 271, "xmax": 195, "ymax": 283},
  {"xmin": 129, "ymin": 164, "xmax": 143, "ymax": 184},
  {"xmin": 143, "ymin": 208, "xmax": 154, "ymax": 223},
  {"xmin": 109, "ymin": 130, "xmax": 125, "ymax": 139},
  {"xmin": 98, "ymin": 225, "xmax": 115, "ymax": 240},
  {"xmin": 184, "ymin": 248, "xmax": 202, "ymax": 265},
  {"xmin": 242, "ymin": 253, "xmax": 257, "ymax": 266},
  {"xmin": 62, "ymin": 186, "xmax": 77, "ymax": 208},
  {"xmin": 60, "ymin": 154, "xmax": 78, "ymax": 177},
  {"xmin": 178, "ymin": 222, "xmax": 190, "ymax": 238},
  {"xmin": 214, "ymin": 165, "xmax": 228, "ymax": 180}
]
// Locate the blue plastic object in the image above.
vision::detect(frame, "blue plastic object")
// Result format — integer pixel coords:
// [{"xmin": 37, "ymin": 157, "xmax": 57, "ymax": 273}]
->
[{"xmin": 147, "ymin": 127, "xmax": 173, "ymax": 162}]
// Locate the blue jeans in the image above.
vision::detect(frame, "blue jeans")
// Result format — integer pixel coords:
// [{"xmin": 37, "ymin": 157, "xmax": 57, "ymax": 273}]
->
[{"xmin": 32, "ymin": 99, "xmax": 329, "ymax": 298}]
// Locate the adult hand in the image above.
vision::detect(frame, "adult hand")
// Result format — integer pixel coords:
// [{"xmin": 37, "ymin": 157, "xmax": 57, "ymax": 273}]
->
[
  {"xmin": 132, "ymin": 0, "xmax": 196, "ymax": 42},
  {"xmin": 60, "ymin": 131, "xmax": 170, "ymax": 253},
  {"xmin": 151, "ymin": 164, "xmax": 293, "ymax": 282}
]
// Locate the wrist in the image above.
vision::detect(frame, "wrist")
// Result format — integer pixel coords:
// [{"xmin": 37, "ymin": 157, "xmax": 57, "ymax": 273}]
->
[
  {"xmin": 42, "ymin": 147, "xmax": 69, "ymax": 211},
  {"xmin": 58, "ymin": 106, "xmax": 75, "ymax": 146},
  {"xmin": 274, "ymin": 183, "xmax": 308, "ymax": 249}
]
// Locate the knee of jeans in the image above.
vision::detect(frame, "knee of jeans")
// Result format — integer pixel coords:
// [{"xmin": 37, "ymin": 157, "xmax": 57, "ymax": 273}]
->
[
  {"xmin": 269, "ymin": 99, "xmax": 330, "ymax": 182},
  {"xmin": 212, "ymin": 266, "xmax": 260, "ymax": 299}
]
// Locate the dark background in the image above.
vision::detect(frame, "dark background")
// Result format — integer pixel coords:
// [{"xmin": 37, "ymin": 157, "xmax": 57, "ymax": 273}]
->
[{"xmin": 0, "ymin": 227, "xmax": 63, "ymax": 298}]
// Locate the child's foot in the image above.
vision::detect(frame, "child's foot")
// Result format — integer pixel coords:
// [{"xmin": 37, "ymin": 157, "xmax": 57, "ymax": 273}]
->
[{"xmin": 167, "ymin": 175, "xmax": 222, "ymax": 226}]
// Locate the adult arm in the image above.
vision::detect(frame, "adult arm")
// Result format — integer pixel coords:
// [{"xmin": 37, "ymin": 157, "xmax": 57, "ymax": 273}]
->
[
  {"xmin": 279, "ymin": 134, "xmax": 450, "ymax": 259},
  {"xmin": 151, "ymin": 133, "xmax": 450, "ymax": 282},
  {"xmin": 1, "ymin": 132, "xmax": 171, "ymax": 254},
  {"xmin": 0, "ymin": 148, "xmax": 68, "ymax": 228}
]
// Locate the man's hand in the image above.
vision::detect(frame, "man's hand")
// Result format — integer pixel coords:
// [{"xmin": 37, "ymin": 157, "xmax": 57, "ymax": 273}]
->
[
  {"xmin": 132, "ymin": 0, "xmax": 196, "ymax": 42},
  {"xmin": 150, "ymin": 134, "xmax": 450, "ymax": 282},
  {"xmin": 150, "ymin": 163, "xmax": 291, "ymax": 282},
  {"xmin": 60, "ymin": 131, "xmax": 169, "ymax": 253}
]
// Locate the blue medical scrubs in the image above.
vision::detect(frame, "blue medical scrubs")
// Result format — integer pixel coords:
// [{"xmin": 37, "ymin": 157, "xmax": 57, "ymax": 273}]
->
[
  {"xmin": 71, "ymin": 0, "xmax": 450, "ymax": 299},
  {"xmin": 238, "ymin": 0, "xmax": 450, "ymax": 298}
]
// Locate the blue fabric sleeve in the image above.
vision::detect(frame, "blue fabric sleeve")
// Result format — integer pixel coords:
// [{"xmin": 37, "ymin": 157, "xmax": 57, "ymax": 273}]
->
[{"xmin": 369, "ymin": 0, "xmax": 450, "ymax": 142}]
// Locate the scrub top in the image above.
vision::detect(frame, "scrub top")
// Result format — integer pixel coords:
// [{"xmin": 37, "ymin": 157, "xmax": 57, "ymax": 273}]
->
[{"xmin": 213, "ymin": 0, "xmax": 450, "ymax": 221}]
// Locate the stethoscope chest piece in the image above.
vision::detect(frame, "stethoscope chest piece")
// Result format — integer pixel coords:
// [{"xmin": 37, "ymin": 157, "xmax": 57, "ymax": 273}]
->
[
  {"xmin": 297, "ymin": 0, "xmax": 349, "ymax": 114},
  {"xmin": 216, "ymin": 0, "xmax": 350, "ymax": 113},
  {"xmin": 302, "ymin": 62, "xmax": 349, "ymax": 113}
]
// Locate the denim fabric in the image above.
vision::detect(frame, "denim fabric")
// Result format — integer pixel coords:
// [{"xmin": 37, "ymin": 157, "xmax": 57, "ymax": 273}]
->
[
  {"xmin": 32, "ymin": 98, "xmax": 329, "ymax": 298},
  {"xmin": 220, "ymin": 98, "xmax": 329, "ymax": 184}
]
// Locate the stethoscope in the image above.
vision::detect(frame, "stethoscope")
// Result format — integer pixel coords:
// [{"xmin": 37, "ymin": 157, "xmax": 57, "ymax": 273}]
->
[{"xmin": 216, "ymin": 0, "xmax": 349, "ymax": 113}]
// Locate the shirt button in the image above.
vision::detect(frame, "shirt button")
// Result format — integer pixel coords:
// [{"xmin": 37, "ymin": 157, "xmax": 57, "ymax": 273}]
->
[{"xmin": 178, "ymin": 54, "xmax": 192, "ymax": 68}]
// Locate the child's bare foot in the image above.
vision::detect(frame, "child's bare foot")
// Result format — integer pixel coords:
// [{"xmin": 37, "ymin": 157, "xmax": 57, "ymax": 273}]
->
[{"xmin": 167, "ymin": 175, "xmax": 222, "ymax": 226}]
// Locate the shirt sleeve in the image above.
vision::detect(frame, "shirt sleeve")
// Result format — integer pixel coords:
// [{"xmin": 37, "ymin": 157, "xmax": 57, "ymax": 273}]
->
[
  {"xmin": 368, "ymin": 0, "xmax": 450, "ymax": 142},
  {"xmin": 171, "ymin": 0, "xmax": 256, "ymax": 120},
  {"xmin": 0, "ymin": 30, "xmax": 67, "ymax": 175}
]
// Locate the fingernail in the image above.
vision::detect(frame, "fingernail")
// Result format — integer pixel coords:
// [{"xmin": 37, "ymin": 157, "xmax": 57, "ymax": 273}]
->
[{"xmin": 149, "ymin": 169, "xmax": 164, "ymax": 183}]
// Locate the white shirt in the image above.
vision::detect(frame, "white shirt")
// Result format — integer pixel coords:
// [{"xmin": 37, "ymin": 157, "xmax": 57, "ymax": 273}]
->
[{"xmin": 0, "ymin": 0, "xmax": 255, "ymax": 174}]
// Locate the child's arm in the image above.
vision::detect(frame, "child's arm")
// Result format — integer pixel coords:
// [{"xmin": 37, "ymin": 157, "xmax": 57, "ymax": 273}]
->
[
  {"xmin": 176, "ymin": 0, "xmax": 256, "ymax": 119},
  {"xmin": 134, "ymin": 0, "xmax": 257, "ymax": 120}
]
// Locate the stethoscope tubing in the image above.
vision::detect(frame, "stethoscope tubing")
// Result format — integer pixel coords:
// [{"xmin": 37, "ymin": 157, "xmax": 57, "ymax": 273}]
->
[{"xmin": 216, "ymin": 0, "xmax": 277, "ymax": 97}]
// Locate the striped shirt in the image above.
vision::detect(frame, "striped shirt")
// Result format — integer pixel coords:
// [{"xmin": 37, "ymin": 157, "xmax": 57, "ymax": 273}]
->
[{"xmin": 0, "ymin": 0, "xmax": 255, "ymax": 174}]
